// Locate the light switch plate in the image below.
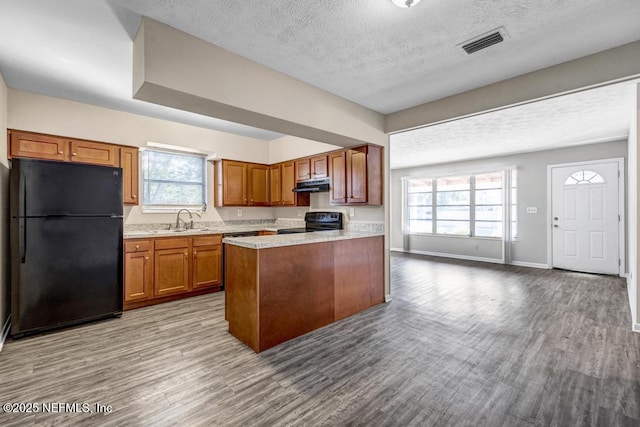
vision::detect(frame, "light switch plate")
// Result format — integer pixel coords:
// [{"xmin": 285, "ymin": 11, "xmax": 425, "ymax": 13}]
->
[
  {"xmin": 237, "ymin": 208, "xmax": 243, "ymax": 217},
  {"xmin": 526, "ymin": 207, "xmax": 538, "ymax": 214},
  {"xmin": 349, "ymin": 208, "xmax": 355, "ymax": 217}
]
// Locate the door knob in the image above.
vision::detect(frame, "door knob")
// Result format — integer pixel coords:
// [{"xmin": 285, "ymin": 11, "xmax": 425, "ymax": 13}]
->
[
  {"xmin": 554, "ymin": 217, "xmax": 558, "ymax": 221},
  {"xmin": 553, "ymin": 225, "xmax": 558, "ymax": 228}
]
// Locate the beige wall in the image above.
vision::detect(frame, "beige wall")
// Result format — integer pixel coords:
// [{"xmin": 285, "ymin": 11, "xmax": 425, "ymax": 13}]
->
[
  {"xmin": 629, "ymin": 84, "xmax": 640, "ymax": 332},
  {"xmin": 0, "ymin": 72, "xmax": 9, "ymax": 346},
  {"xmin": 134, "ymin": 18, "xmax": 387, "ymax": 148},
  {"xmin": 6, "ymin": 90, "xmax": 381, "ymax": 227},
  {"xmin": 269, "ymin": 135, "xmax": 340, "ymax": 165},
  {"xmin": 386, "ymin": 41, "xmax": 640, "ymax": 133}
]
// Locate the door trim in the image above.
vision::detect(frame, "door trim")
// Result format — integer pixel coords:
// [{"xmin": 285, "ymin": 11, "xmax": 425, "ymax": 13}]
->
[{"xmin": 546, "ymin": 157, "xmax": 625, "ymax": 276}]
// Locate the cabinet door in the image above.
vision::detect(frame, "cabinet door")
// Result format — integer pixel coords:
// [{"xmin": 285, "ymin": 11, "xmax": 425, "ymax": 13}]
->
[
  {"xmin": 269, "ymin": 164, "xmax": 282, "ymax": 205},
  {"xmin": 121, "ymin": 147, "xmax": 139, "ymax": 205},
  {"xmin": 154, "ymin": 247, "xmax": 190, "ymax": 296},
  {"xmin": 329, "ymin": 151, "xmax": 347, "ymax": 204},
  {"xmin": 281, "ymin": 161, "xmax": 296, "ymax": 206},
  {"xmin": 310, "ymin": 155, "xmax": 328, "ymax": 179},
  {"xmin": 124, "ymin": 251, "xmax": 153, "ymax": 302},
  {"xmin": 295, "ymin": 158, "xmax": 311, "ymax": 181},
  {"xmin": 192, "ymin": 245, "xmax": 222, "ymax": 289},
  {"xmin": 70, "ymin": 139, "xmax": 118, "ymax": 166},
  {"xmin": 9, "ymin": 130, "xmax": 68, "ymax": 161},
  {"xmin": 222, "ymin": 160, "xmax": 248, "ymax": 206},
  {"xmin": 347, "ymin": 148, "xmax": 368, "ymax": 204},
  {"xmin": 248, "ymin": 163, "xmax": 270, "ymax": 206}
]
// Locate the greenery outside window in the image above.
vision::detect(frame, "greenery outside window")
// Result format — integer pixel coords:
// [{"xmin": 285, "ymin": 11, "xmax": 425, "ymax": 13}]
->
[
  {"xmin": 142, "ymin": 149, "xmax": 207, "ymax": 211},
  {"xmin": 404, "ymin": 169, "xmax": 516, "ymax": 238}
]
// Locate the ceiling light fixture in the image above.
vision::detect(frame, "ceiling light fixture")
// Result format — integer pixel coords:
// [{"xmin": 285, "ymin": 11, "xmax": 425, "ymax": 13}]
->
[{"xmin": 392, "ymin": 0, "xmax": 422, "ymax": 8}]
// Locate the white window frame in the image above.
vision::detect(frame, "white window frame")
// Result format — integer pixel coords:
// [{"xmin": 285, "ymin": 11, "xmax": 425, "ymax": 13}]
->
[
  {"xmin": 141, "ymin": 148, "xmax": 208, "ymax": 213},
  {"xmin": 403, "ymin": 168, "xmax": 517, "ymax": 240}
]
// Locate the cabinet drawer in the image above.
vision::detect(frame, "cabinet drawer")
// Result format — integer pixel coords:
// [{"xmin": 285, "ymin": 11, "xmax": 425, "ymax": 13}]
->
[
  {"xmin": 125, "ymin": 240, "xmax": 152, "ymax": 253},
  {"xmin": 154, "ymin": 237, "xmax": 190, "ymax": 250},
  {"xmin": 193, "ymin": 235, "xmax": 222, "ymax": 247}
]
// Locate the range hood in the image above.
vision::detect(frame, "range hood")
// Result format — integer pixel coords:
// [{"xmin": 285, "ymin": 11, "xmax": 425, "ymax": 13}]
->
[{"xmin": 292, "ymin": 177, "xmax": 330, "ymax": 193}]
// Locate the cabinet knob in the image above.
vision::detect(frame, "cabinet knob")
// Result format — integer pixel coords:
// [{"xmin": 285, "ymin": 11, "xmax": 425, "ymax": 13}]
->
[
  {"xmin": 58, "ymin": 150, "xmax": 64, "ymax": 154},
  {"xmin": 72, "ymin": 153, "xmax": 77, "ymax": 156},
  {"xmin": 144, "ymin": 256, "xmax": 148, "ymax": 261},
  {"xmin": 135, "ymin": 244, "xmax": 140, "ymax": 249},
  {"xmin": 132, "ymin": 195, "xmax": 137, "ymax": 199}
]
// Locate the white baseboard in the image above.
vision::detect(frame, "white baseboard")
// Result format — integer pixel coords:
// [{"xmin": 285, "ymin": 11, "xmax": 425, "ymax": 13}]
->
[
  {"xmin": 633, "ymin": 323, "xmax": 640, "ymax": 333},
  {"xmin": 509, "ymin": 261, "xmax": 551, "ymax": 269},
  {"xmin": 390, "ymin": 247, "xmax": 404, "ymax": 253},
  {"xmin": 384, "ymin": 294, "xmax": 392, "ymax": 303},
  {"xmin": 0, "ymin": 315, "xmax": 10, "ymax": 353}
]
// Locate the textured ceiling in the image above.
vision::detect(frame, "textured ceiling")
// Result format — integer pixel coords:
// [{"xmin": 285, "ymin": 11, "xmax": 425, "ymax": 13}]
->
[
  {"xmin": 0, "ymin": 0, "xmax": 282, "ymax": 140},
  {"xmin": 390, "ymin": 81, "xmax": 637, "ymax": 169},
  {"xmin": 110, "ymin": 0, "xmax": 640, "ymax": 113},
  {"xmin": 0, "ymin": 0, "xmax": 638, "ymax": 148}
]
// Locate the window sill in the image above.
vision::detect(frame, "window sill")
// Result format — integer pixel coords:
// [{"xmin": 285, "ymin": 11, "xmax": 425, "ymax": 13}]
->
[{"xmin": 403, "ymin": 232, "xmax": 502, "ymax": 241}]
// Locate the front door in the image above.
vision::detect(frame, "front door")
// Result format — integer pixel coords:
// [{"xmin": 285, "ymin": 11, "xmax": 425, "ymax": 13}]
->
[{"xmin": 551, "ymin": 160, "xmax": 620, "ymax": 275}]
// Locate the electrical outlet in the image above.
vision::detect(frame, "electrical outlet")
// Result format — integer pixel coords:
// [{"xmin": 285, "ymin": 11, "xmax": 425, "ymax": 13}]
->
[
  {"xmin": 237, "ymin": 208, "xmax": 243, "ymax": 217},
  {"xmin": 349, "ymin": 208, "xmax": 355, "ymax": 217},
  {"xmin": 526, "ymin": 207, "xmax": 538, "ymax": 214}
]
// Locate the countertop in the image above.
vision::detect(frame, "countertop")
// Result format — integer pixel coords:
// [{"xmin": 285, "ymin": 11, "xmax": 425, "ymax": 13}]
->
[
  {"xmin": 124, "ymin": 224, "xmax": 287, "ymax": 239},
  {"xmin": 222, "ymin": 230, "xmax": 384, "ymax": 249}
]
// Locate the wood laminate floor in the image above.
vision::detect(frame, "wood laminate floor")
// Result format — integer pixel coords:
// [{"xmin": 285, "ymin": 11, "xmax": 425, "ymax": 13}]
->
[{"xmin": 1, "ymin": 253, "xmax": 639, "ymax": 426}]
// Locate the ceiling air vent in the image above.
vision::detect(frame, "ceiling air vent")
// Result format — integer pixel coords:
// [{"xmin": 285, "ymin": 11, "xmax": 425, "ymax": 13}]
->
[{"xmin": 461, "ymin": 29, "xmax": 506, "ymax": 54}]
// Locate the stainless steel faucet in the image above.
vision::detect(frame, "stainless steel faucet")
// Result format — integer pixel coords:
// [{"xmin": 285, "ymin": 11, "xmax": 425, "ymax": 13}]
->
[{"xmin": 176, "ymin": 209, "xmax": 193, "ymax": 230}]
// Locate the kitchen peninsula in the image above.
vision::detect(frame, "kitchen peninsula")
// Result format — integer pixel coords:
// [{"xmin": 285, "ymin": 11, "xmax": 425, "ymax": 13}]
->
[{"xmin": 224, "ymin": 231, "xmax": 385, "ymax": 352}]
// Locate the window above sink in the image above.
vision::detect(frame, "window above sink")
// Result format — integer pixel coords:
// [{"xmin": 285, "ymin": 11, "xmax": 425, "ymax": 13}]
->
[{"xmin": 141, "ymin": 148, "xmax": 207, "ymax": 213}]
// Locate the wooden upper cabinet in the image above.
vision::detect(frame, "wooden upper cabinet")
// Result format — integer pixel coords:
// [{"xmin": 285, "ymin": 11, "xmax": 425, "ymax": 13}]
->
[
  {"xmin": 121, "ymin": 147, "xmax": 139, "ymax": 205},
  {"xmin": 281, "ymin": 161, "xmax": 297, "ymax": 206},
  {"xmin": 310, "ymin": 155, "xmax": 328, "ymax": 179},
  {"xmin": 329, "ymin": 151, "xmax": 347, "ymax": 204},
  {"xmin": 295, "ymin": 158, "xmax": 311, "ymax": 181},
  {"xmin": 218, "ymin": 160, "xmax": 248, "ymax": 206},
  {"xmin": 269, "ymin": 164, "xmax": 282, "ymax": 205},
  {"xmin": 329, "ymin": 145, "xmax": 382, "ymax": 205},
  {"xmin": 347, "ymin": 148, "xmax": 368, "ymax": 204},
  {"xmin": 70, "ymin": 139, "xmax": 117, "ymax": 166},
  {"xmin": 248, "ymin": 163, "xmax": 270, "ymax": 206},
  {"xmin": 9, "ymin": 130, "xmax": 68, "ymax": 161}
]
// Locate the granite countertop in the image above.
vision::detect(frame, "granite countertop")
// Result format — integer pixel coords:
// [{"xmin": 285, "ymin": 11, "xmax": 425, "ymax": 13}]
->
[
  {"xmin": 124, "ymin": 224, "xmax": 290, "ymax": 239},
  {"xmin": 222, "ymin": 230, "xmax": 384, "ymax": 249}
]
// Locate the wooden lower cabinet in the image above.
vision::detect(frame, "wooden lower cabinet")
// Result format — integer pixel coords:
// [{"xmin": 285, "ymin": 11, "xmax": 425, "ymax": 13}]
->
[
  {"xmin": 154, "ymin": 246, "xmax": 190, "ymax": 297},
  {"xmin": 124, "ymin": 234, "xmax": 223, "ymax": 310},
  {"xmin": 192, "ymin": 235, "xmax": 222, "ymax": 290},
  {"xmin": 124, "ymin": 240, "xmax": 153, "ymax": 303}
]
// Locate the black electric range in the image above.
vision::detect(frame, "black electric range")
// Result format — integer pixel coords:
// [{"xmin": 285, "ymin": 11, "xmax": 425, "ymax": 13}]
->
[{"xmin": 277, "ymin": 211, "xmax": 344, "ymax": 234}]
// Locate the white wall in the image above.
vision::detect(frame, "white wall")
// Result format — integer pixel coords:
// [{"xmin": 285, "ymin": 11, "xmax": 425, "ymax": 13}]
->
[
  {"xmin": 0, "ymin": 72, "xmax": 9, "ymax": 348},
  {"xmin": 629, "ymin": 84, "xmax": 639, "ymax": 332},
  {"xmin": 391, "ymin": 140, "xmax": 628, "ymax": 266}
]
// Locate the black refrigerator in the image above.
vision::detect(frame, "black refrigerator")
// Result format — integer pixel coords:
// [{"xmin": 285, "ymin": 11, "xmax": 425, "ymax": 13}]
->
[{"xmin": 10, "ymin": 158, "xmax": 123, "ymax": 338}]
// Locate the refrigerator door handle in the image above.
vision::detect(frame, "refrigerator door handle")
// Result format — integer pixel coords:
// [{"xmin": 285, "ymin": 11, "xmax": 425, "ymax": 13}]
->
[{"xmin": 19, "ymin": 172, "xmax": 26, "ymax": 263}]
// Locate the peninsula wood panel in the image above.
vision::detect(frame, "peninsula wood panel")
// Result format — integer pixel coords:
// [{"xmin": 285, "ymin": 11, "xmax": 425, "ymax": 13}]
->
[
  {"xmin": 225, "ymin": 244, "xmax": 259, "ymax": 351},
  {"xmin": 258, "ymin": 242, "xmax": 335, "ymax": 352},
  {"xmin": 334, "ymin": 237, "xmax": 384, "ymax": 320}
]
